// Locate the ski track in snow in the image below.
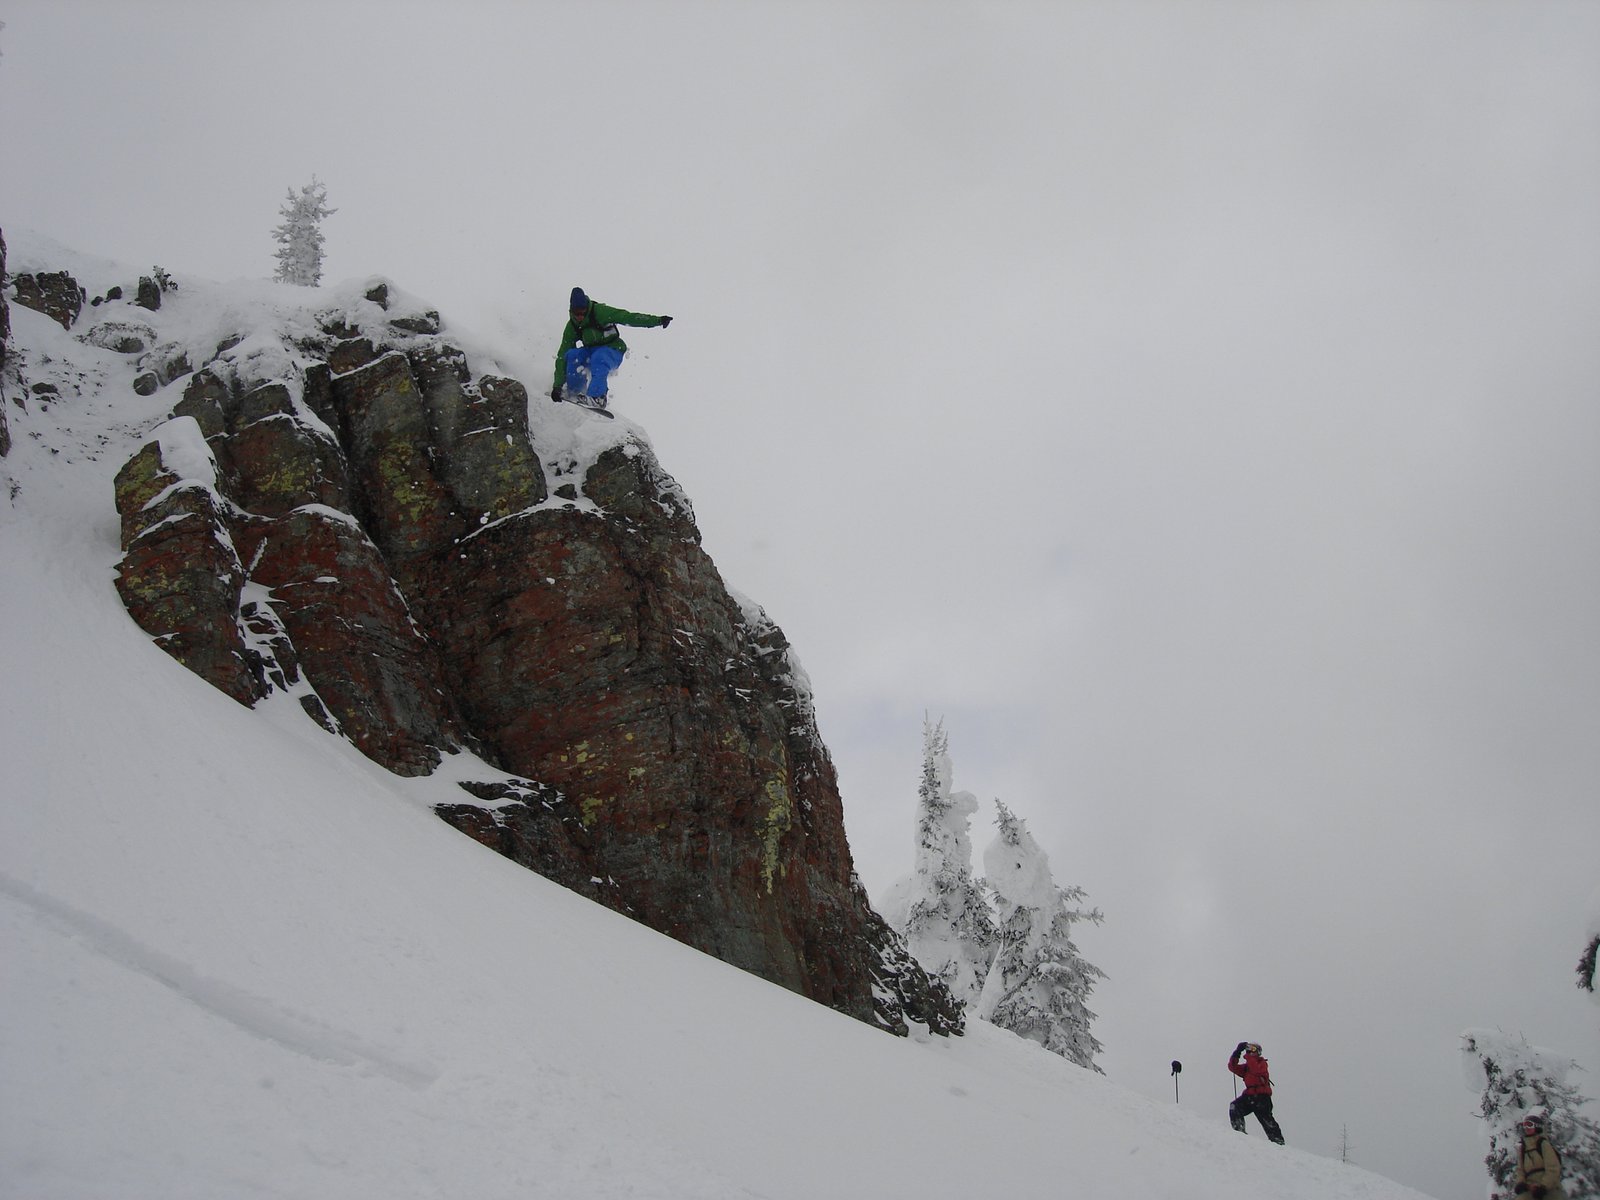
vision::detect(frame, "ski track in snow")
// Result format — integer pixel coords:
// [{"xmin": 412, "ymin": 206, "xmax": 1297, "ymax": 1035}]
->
[{"xmin": 0, "ymin": 872, "xmax": 441, "ymax": 1090}]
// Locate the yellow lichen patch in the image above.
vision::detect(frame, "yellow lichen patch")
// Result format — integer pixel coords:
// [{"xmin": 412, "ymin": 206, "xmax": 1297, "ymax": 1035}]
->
[
  {"xmin": 759, "ymin": 775, "xmax": 795, "ymax": 894},
  {"xmin": 375, "ymin": 447, "xmax": 434, "ymax": 526},
  {"xmin": 254, "ymin": 454, "xmax": 318, "ymax": 505},
  {"xmin": 117, "ymin": 446, "xmax": 176, "ymax": 515},
  {"xmin": 477, "ymin": 438, "xmax": 532, "ymax": 509},
  {"xmin": 580, "ymin": 795, "xmax": 606, "ymax": 825}
]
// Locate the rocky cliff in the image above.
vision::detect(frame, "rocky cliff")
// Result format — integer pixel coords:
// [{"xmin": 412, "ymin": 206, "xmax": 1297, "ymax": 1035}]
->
[{"xmin": 2, "ymin": 244, "xmax": 958, "ymax": 1037}]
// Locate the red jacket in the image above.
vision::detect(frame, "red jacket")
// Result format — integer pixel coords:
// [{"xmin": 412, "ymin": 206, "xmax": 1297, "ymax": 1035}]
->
[{"xmin": 1229, "ymin": 1051, "xmax": 1273, "ymax": 1096}]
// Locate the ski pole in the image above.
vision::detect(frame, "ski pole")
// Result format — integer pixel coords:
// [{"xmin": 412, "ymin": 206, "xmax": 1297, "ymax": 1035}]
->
[{"xmin": 1171, "ymin": 1060, "xmax": 1182, "ymax": 1103}]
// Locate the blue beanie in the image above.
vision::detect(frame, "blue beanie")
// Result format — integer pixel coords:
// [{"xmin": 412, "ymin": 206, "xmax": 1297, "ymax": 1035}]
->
[{"xmin": 570, "ymin": 287, "xmax": 589, "ymax": 311}]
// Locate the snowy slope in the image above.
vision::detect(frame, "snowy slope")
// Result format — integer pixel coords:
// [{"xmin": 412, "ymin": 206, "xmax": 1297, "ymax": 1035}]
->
[{"xmin": 0, "ymin": 235, "xmax": 1437, "ymax": 1200}]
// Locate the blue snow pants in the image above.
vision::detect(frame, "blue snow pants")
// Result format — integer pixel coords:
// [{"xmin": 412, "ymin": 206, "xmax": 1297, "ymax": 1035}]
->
[{"xmin": 563, "ymin": 344, "xmax": 624, "ymax": 400}]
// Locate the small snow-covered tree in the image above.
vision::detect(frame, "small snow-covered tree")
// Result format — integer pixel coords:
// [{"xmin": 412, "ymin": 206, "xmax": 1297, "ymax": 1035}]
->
[
  {"xmin": 885, "ymin": 718, "xmax": 998, "ymax": 1011},
  {"xmin": 977, "ymin": 799, "xmax": 1105, "ymax": 1071},
  {"xmin": 272, "ymin": 177, "xmax": 336, "ymax": 286},
  {"xmin": 1579, "ymin": 892, "xmax": 1598, "ymax": 1004},
  {"xmin": 1462, "ymin": 1029, "xmax": 1600, "ymax": 1199}
]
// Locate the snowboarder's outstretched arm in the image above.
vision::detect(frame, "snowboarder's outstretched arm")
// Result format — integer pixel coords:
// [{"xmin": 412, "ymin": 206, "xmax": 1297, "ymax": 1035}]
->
[{"xmin": 592, "ymin": 301, "xmax": 671, "ymax": 329}]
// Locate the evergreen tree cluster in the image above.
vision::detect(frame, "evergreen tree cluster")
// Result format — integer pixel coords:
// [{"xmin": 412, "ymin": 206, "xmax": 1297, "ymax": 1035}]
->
[
  {"xmin": 900, "ymin": 719, "xmax": 998, "ymax": 1011},
  {"xmin": 1463, "ymin": 1030, "xmax": 1600, "ymax": 1200},
  {"xmin": 977, "ymin": 799, "xmax": 1106, "ymax": 1070},
  {"xmin": 889, "ymin": 718, "xmax": 1105, "ymax": 1071}
]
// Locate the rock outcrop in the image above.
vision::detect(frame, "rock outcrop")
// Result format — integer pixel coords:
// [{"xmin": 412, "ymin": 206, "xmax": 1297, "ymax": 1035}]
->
[
  {"xmin": 12, "ymin": 265, "xmax": 84, "ymax": 332},
  {"xmin": 97, "ymin": 269, "xmax": 958, "ymax": 1037}
]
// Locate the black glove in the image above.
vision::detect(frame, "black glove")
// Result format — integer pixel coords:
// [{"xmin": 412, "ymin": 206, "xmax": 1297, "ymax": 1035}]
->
[
  {"xmin": 1514, "ymin": 1184, "xmax": 1529, "ymax": 1194},
  {"xmin": 1235, "ymin": 1042, "xmax": 1248, "ymax": 1056},
  {"xmin": 1533, "ymin": 1187, "xmax": 1548, "ymax": 1198},
  {"xmin": 659, "ymin": 315, "xmax": 672, "ymax": 328},
  {"xmin": 550, "ymin": 387, "xmax": 563, "ymax": 402}
]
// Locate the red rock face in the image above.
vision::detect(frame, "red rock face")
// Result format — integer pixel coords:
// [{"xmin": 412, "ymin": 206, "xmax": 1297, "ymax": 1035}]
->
[
  {"xmin": 250, "ymin": 506, "xmax": 463, "ymax": 777},
  {"xmin": 112, "ymin": 440, "xmax": 266, "ymax": 708},
  {"xmin": 109, "ymin": 288, "xmax": 960, "ymax": 1036}
]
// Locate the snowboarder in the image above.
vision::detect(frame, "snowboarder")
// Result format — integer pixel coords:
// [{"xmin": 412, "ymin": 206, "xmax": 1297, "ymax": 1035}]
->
[
  {"xmin": 1513, "ymin": 1113, "xmax": 1567, "ymax": 1199},
  {"xmin": 1227, "ymin": 1041, "xmax": 1285, "ymax": 1144},
  {"xmin": 549, "ymin": 287, "xmax": 671, "ymax": 413}
]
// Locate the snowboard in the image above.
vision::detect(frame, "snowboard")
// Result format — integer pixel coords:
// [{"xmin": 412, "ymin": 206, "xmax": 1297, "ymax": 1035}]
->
[{"xmin": 555, "ymin": 390, "xmax": 615, "ymax": 419}]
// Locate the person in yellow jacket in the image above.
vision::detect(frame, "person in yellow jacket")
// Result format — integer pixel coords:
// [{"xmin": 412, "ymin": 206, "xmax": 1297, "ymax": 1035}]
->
[{"xmin": 1513, "ymin": 1113, "xmax": 1567, "ymax": 1200}]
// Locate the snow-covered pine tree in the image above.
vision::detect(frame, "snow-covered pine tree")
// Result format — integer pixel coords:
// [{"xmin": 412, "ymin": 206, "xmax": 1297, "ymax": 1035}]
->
[
  {"xmin": 271, "ymin": 177, "xmax": 336, "ymax": 286},
  {"xmin": 1462, "ymin": 1029, "xmax": 1600, "ymax": 1199},
  {"xmin": 887, "ymin": 718, "xmax": 998, "ymax": 1011},
  {"xmin": 977, "ymin": 798, "xmax": 1105, "ymax": 1071},
  {"xmin": 1580, "ymin": 926, "xmax": 1597, "ymax": 999}
]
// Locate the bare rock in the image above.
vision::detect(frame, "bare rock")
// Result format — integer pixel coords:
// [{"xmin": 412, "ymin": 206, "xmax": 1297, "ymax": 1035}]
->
[
  {"xmin": 12, "ymin": 269, "xmax": 84, "ymax": 330},
  {"xmin": 112, "ymin": 435, "xmax": 266, "ymax": 707},
  {"xmin": 248, "ymin": 506, "xmax": 463, "ymax": 776}
]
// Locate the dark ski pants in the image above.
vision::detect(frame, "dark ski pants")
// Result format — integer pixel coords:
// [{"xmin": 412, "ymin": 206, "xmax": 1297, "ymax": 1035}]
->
[{"xmin": 1229, "ymin": 1093, "xmax": 1285, "ymax": 1144}]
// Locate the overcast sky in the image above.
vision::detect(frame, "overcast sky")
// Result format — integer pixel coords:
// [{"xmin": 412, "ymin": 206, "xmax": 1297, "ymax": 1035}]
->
[{"xmin": 4, "ymin": 4, "xmax": 1598, "ymax": 1196}]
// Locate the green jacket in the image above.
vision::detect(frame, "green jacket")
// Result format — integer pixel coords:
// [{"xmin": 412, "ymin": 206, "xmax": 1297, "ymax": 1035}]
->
[{"xmin": 553, "ymin": 301, "xmax": 667, "ymax": 389}]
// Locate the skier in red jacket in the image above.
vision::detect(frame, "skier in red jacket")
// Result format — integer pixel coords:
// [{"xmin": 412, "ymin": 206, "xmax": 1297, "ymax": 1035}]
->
[{"xmin": 1228, "ymin": 1042, "xmax": 1285, "ymax": 1144}]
